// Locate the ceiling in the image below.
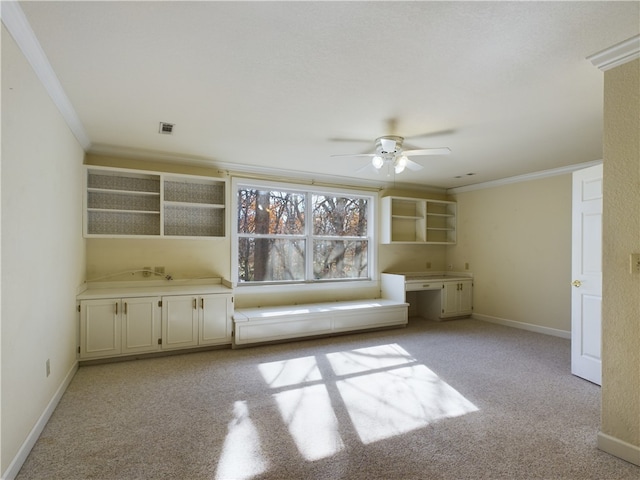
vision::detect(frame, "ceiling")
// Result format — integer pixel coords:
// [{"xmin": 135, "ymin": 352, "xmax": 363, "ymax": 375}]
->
[{"xmin": 12, "ymin": 1, "xmax": 640, "ymax": 190}]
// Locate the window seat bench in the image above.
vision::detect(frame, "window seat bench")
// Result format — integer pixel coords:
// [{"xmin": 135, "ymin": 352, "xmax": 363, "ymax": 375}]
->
[{"xmin": 233, "ymin": 298, "xmax": 408, "ymax": 346}]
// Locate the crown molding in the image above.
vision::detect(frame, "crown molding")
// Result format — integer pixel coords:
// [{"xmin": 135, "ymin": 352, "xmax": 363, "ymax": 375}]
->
[
  {"xmin": 587, "ymin": 34, "xmax": 640, "ymax": 71},
  {"xmin": 1, "ymin": 0, "xmax": 91, "ymax": 149},
  {"xmin": 446, "ymin": 160, "xmax": 602, "ymax": 195}
]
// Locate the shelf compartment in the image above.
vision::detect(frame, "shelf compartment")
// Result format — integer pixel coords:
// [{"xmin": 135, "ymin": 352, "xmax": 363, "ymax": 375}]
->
[
  {"xmin": 426, "ymin": 202, "xmax": 453, "ymax": 216},
  {"xmin": 390, "ymin": 217, "xmax": 426, "ymax": 242},
  {"xmin": 164, "ymin": 205, "xmax": 225, "ymax": 237},
  {"xmin": 88, "ymin": 172, "xmax": 160, "ymax": 194},
  {"xmin": 391, "ymin": 198, "xmax": 425, "ymax": 218},
  {"xmin": 425, "ymin": 229, "xmax": 454, "ymax": 243},
  {"xmin": 88, "ymin": 191, "xmax": 160, "ymax": 212},
  {"xmin": 164, "ymin": 179, "xmax": 225, "ymax": 205},
  {"xmin": 87, "ymin": 211, "xmax": 160, "ymax": 236},
  {"xmin": 381, "ymin": 196, "xmax": 456, "ymax": 245}
]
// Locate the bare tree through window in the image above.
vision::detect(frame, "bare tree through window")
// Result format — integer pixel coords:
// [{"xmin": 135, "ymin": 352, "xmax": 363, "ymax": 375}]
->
[{"xmin": 237, "ymin": 186, "xmax": 370, "ymax": 284}]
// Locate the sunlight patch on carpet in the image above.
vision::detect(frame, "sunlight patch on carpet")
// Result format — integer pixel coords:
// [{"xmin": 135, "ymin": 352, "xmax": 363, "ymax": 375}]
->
[
  {"xmin": 326, "ymin": 343, "xmax": 415, "ymax": 375},
  {"xmin": 258, "ymin": 355, "xmax": 322, "ymax": 388},
  {"xmin": 216, "ymin": 401, "xmax": 268, "ymax": 480},
  {"xmin": 273, "ymin": 384, "xmax": 345, "ymax": 461},
  {"xmin": 336, "ymin": 363, "xmax": 479, "ymax": 444},
  {"xmin": 257, "ymin": 342, "xmax": 478, "ymax": 459}
]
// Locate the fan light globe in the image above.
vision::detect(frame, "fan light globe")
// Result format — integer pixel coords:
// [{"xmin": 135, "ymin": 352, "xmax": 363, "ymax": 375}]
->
[
  {"xmin": 372, "ymin": 155, "xmax": 384, "ymax": 169},
  {"xmin": 395, "ymin": 155, "xmax": 408, "ymax": 174}
]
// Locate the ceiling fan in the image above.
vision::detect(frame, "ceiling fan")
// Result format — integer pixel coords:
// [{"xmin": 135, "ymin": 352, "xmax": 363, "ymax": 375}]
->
[
  {"xmin": 330, "ymin": 119, "xmax": 452, "ymax": 175},
  {"xmin": 331, "ymin": 135, "xmax": 451, "ymax": 174}
]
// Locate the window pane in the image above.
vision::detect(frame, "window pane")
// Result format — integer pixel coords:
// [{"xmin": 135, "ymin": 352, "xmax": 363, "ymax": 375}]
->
[
  {"xmin": 312, "ymin": 196, "xmax": 368, "ymax": 237},
  {"xmin": 238, "ymin": 237, "xmax": 306, "ymax": 282},
  {"xmin": 238, "ymin": 189, "xmax": 305, "ymax": 235},
  {"xmin": 313, "ymin": 240, "xmax": 368, "ymax": 280}
]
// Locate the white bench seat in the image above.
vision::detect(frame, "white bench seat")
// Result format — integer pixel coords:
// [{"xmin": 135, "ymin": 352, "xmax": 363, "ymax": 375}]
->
[{"xmin": 233, "ymin": 298, "xmax": 408, "ymax": 346}]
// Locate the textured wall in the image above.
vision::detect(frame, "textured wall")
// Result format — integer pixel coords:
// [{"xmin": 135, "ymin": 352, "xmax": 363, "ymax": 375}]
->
[{"xmin": 601, "ymin": 58, "xmax": 640, "ymax": 451}]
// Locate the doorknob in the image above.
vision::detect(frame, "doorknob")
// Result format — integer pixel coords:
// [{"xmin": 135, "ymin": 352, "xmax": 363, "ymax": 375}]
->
[{"xmin": 572, "ymin": 280, "xmax": 582, "ymax": 288}]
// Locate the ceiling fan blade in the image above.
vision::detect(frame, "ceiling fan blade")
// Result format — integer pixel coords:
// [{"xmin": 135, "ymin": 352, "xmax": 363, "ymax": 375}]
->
[
  {"xmin": 355, "ymin": 162, "xmax": 380, "ymax": 174},
  {"xmin": 405, "ymin": 159, "xmax": 423, "ymax": 171},
  {"xmin": 328, "ymin": 137, "xmax": 372, "ymax": 143},
  {"xmin": 404, "ymin": 147, "xmax": 451, "ymax": 157},
  {"xmin": 330, "ymin": 153, "xmax": 376, "ymax": 158},
  {"xmin": 405, "ymin": 129, "xmax": 456, "ymax": 140}
]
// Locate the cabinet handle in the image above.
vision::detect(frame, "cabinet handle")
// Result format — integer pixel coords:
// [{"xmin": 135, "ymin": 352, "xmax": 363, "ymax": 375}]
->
[
  {"xmin": 193, "ymin": 298, "xmax": 197, "ymax": 310},
  {"xmin": 201, "ymin": 298, "xmax": 204, "ymax": 309},
  {"xmin": 115, "ymin": 302, "xmax": 118, "ymax": 315},
  {"xmin": 124, "ymin": 302, "xmax": 128, "ymax": 315},
  {"xmin": 459, "ymin": 283, "xmax": 463, "ymax": 291}
]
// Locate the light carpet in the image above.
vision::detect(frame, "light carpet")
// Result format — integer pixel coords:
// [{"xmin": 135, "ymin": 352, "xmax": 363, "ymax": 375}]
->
[{"xmin": 16, "ymin": 318, "xmax": 640, "ymax": 479}]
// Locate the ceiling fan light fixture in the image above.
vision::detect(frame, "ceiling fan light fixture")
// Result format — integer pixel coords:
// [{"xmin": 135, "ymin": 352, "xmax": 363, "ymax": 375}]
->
[
  {"xmin": 394, "ymin": 155, "xmax": 408, "ymax": 174},
  {"xmin": 372, "ymin": 155, "xmax": 384, "ymax": 169}
]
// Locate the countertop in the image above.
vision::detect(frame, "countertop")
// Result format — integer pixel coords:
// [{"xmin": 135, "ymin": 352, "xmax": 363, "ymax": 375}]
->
[{"xmin": 77, "ymin": 278, "xmax": 232, "ymax": 300}]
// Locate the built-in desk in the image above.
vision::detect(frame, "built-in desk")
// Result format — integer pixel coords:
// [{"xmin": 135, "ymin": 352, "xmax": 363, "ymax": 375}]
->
[{"xmin": 383, "ymin": 272, "xmax": 474, "ymax": 320}]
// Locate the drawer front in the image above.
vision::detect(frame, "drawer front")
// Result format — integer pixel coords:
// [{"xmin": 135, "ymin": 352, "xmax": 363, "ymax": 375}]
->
[{"xmin": 405, "ymin": 281, "xmax": 442, "ymax": 292}]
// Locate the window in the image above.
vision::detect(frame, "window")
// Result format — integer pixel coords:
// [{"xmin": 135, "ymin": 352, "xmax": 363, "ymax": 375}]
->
[{"xmin": 233, "ymin": 179, "xmax": 375, "ymax": 286}]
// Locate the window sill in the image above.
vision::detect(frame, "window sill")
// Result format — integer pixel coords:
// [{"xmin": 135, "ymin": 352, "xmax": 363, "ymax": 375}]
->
[{"xmin": 233, "ymin": 278, "xmax": 378, "ymax": 295}]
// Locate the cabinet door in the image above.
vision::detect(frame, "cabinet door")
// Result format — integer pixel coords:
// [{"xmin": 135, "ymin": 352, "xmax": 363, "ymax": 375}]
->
[
  {"xmin": 122, "ymin": 296, "xmax": 161, "ymax": 354},
  {"xmin": 162, "ymin": 295, "xmax": 199, "ymax": 349},
  {"xmin": 80, "ymin": 299, "xmax": 121, "ymax": 359},
  {"xmin": 199, "ymin": 294, "xmax": 232, "ymax": 345},
  {"xmin": 458, "ymin": 280, "xmax": 473, "ymax": 315},
  {"xmin": 441, "ymin": 282, "xmax": 460, "ymax": 317}
]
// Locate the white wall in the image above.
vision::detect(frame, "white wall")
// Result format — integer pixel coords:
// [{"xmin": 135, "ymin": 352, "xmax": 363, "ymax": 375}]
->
[
  {"xmin": 447, "ymin": 174, "xmax": 573, "ymax": 334},
  {"xmin": 1, "ymin": 26, "xmax": 86, "ymax": 477}
]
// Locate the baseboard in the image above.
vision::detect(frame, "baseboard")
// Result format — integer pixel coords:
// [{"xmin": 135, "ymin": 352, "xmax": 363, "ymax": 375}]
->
[
  {"xmin": 2, "ymin": 361, "xmax": 79, "ymax": 480},
  {"xmin": 598, "ymin": 432, "xmax": 640, "ymax": 466},
  {"xmin": 472, "ymin": 313, "xmax": 571, "ymax": 339}
]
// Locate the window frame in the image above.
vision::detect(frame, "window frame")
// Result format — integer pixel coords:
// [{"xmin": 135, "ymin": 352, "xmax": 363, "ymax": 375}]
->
[{"xmin": 231, "ymin": 177, "xmax": 378, "ymax": 291}]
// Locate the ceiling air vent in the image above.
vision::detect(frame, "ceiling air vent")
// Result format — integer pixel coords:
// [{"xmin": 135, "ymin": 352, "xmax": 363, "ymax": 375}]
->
[{"xmin": 159, "ymin": 122, "xmax": 175, "ymax": 135}]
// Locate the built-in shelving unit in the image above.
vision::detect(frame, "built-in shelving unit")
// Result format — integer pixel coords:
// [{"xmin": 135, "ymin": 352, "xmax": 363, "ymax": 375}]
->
[
  {"xmin": 380, "ymin": 196, "xmax": 456, "ymax": 244},
  {"xmin": 84, "ymin": 166, "xmax": 226, "ymax": 238}
]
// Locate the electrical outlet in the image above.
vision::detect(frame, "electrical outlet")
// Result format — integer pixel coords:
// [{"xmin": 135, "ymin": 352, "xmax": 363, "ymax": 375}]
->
[
  {"xmin": 46, "ymin": 359, "xmax": 50, "ymax": 377},
  {"xmin": 448, "ymin": 264, "xmax": 453, "ymax": 270},
  {"xmin": 143, "ymin": 267, "xmax": 152, "ymax": 278},
  {"xmin": 426, "ymin": 262, "xmax": 431, "ymax": 269},
  {"xmin": 155, "ymin": 266, "xmax": 165, "ymax": 275},
  {"xmin": 465, "ymin": 262, "xmax": 470, "ymax": 270}
]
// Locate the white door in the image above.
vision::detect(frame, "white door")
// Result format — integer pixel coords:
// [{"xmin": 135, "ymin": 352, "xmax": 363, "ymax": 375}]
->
[{"xmin": 571, "ymin": 164, "xmax": 603, "ymax": 385}]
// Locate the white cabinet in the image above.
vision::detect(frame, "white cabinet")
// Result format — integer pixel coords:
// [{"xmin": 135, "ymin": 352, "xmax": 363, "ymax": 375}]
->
[
  {"xmin": 84, "ymin": 166, "xmax": 226, "ymax": 238},
  {"xmin": 162, "ymin": 294, "xmax": 233, "ymax": 350},
  {"xmin": 380, "ymin": 196, "xmax": 456, "ymax": 244},
  {"xmin": 78, "ymin": 283, "xmax": 233, "ymax": 360},
  {"xmin": 161, "ymin": 295, "xmax": 198, "ymax": 349},
  {"xmin": 199, "ymin": 294, "xmax": 233, "ymax": 345},
  {"xmin": 79, "ymin": 296, "xmax": 161, "ymax": 359},
  {"xmin": 441, "ymin": 280, "xmax": 473, "ymax": 319}
]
